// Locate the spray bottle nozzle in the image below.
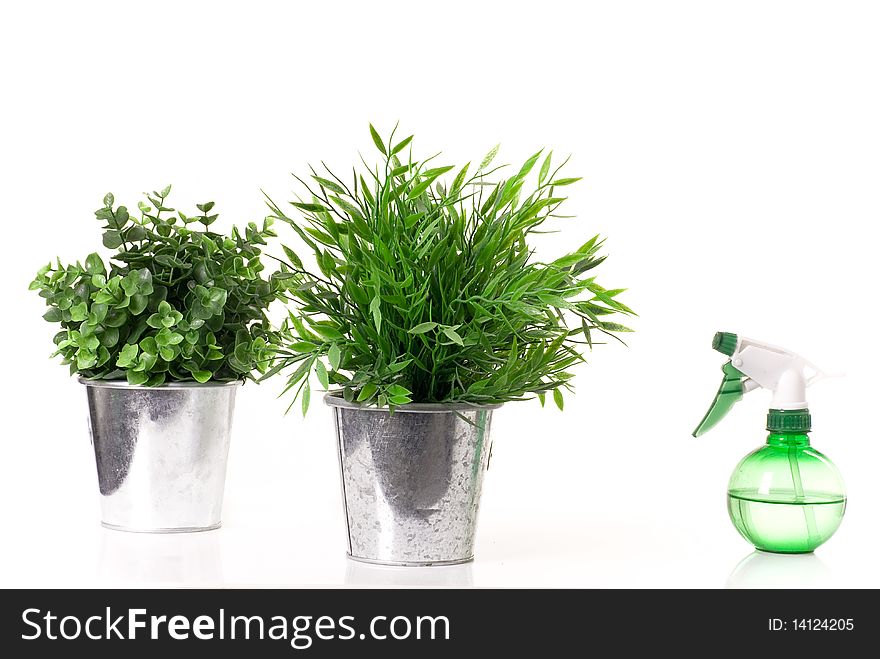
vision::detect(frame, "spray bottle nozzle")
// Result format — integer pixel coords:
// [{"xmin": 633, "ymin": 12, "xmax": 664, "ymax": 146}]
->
[
  {"xmin": 693, "ymin": 332, "xmax": 830, "ymax": 438},
  {"xmin": 712, "ymin": 331, "xmax": 738, "ymax": 356}
]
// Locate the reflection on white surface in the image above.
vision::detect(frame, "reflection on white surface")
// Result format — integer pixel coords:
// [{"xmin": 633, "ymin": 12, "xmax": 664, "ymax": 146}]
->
[
  {"xmin": 726, "ymin": 550, "xmax": 832, "ymax": 589},
  {"xmin": 345, "ymin": 559, "xmax": 474, "ymax": 587},
  {"xmin": 98, "ymin": 528, "xmax": 223, "ymax": 586}
]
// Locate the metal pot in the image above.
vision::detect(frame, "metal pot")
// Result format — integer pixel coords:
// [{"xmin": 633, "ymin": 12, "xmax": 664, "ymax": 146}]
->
[
  {"xmin": 81, "ymin": 378, "xmax": 240, "ymax": 533},
  {"xmin": 326, "ymin": 394, "xmax": 500, "ymax": 566}
]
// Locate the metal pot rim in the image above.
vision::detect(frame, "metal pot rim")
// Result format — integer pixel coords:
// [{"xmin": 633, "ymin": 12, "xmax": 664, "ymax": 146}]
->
[
  {"xmin": 78, "ymin": 377, "xmax": 244, "ymax": 390},
  {"xmin": 323, "ymin": 392, "xmax": 501, "ymax": 413}
]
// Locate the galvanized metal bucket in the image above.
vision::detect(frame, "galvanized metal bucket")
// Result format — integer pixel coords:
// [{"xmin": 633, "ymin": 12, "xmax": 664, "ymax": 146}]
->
[
  {"xmin": 326, "ymin": 394, "xmax": 500, "ymax": 566},
  {"xmin": 81, "ymin": 378, "xmax": 240, "ymax": 533}
]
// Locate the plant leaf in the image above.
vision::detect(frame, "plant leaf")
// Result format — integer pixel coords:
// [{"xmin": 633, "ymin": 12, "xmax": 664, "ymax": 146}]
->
[
  {"xmin": 292, "ymin": 201, "xmax": 330, "ymax": 213},
  {"xmin": 369, "ymin": 294, "xmax": 382, "ymax": 331},
  {"xmin": 302, "ymin": 381, "xmax": 311, "ymax": 415},
  {"xmin": 315, "ymin": 360, "xmax": 329, "ymax": 389},
  {"xmin": 553, "ymin": 388, "xmax": 564, "ymax": 411},
  {"xmin": 408, "ymin": 322, "xmax": 437, "ymax": 334},
  {"xmin": 538, "ymin": 151, "xmax": 553, "ymax": 185},
  {"xmin": 550, "ymin": 177, "xmax": 582, "ymax": 186},
  {"xmin": 85, "ymin": 253, "xmax": 105, "ymax": 275},
  {"xmin": 192, "ymin": 370, "xmax": 212, "ymax": 383},
  {"xmin": 442, "ymin": 326, "xmax": 464, "ymax": 346},
  {"xmin": 357, "ymin": 382, "xmax": 377, "ymax": 402},
  {"xmin": 312, "ymin": 176, "xmax": 346, "ymax": 195},
  {"xmin": 391, "ymin": 135, "xmax": 413, "ymax": 155},
  {"xmin": 328, "ymin": 343, "xmax": 341, "ymax": 371},
  {"xmin": 369, "ymin": 124, "xmax": 387, "ymax": 155},
  {"xmin": 479, "ymin": 144, "xmax": 500, "ymax": 171}
]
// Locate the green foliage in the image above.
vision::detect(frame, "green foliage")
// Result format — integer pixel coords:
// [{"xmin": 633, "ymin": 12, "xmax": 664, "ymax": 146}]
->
[
  {"xmin": 31, "ymin": 187, "xmax": 284, "ymax": 385},
  {"xmin": 266, "ymin": 126, "xmax": 635, "ymax": 412}
]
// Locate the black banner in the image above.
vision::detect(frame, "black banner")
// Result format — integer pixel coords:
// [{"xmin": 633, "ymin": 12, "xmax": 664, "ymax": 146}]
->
[{"xmin": 0, "ymin": 589, "xmax": 871, "ymax": 655}]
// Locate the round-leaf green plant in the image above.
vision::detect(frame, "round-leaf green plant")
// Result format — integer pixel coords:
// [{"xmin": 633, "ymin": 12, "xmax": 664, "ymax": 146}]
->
[
  {"xmin": 266, "ymin": 126, "xmax": 635, "ymax": 413},
  {"xmin": 30, "ymin": 186, "xmax": 283, "ymax": 385}
]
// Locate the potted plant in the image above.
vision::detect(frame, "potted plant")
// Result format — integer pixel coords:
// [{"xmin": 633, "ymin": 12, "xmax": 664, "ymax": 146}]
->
[
  {"xmin": 30, "ymin": 186, "xmax": 282, "ymax": 533},
  {"xmin": 266, "ymin": 126, "xmax": 634, "ymax": 565}
]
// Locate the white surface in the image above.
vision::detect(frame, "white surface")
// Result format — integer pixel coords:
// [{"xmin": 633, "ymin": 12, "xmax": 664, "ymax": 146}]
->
[{"xmin": 1, "ymin": 0, "xmax": 879, "ymax": 588}]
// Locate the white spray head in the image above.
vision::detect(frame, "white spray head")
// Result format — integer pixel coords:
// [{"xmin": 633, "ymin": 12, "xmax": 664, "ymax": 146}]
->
[
  {"xmin": 693, "ymin": 332, "xmax": 835, "ymax": 437},
  {"xmin": 729, "ymin": 335, "xmax": 825, "ymax": 410}
]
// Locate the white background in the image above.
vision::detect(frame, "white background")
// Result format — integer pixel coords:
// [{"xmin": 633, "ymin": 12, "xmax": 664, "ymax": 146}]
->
[{"xmin": 1, "ymin": 0, "xmax": 878, "ymax": 588}]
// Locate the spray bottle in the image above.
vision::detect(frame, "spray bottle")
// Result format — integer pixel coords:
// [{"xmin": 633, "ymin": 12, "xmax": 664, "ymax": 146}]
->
[{"xmin": 694, "ymin": 332, "xmax": 846, "ymax": 553}]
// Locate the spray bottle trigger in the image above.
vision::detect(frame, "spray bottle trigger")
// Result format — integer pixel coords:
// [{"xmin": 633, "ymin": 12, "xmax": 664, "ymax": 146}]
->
[{"xmin": 692, "ymin": 361, "xmax": 746, "ymax": 438}]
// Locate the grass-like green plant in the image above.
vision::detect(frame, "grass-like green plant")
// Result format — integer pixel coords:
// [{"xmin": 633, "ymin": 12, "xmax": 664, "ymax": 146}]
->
[
  {"xmin": 30, "ymin": 186, "xmax": 282, "ymax": 385},
  {"xmin": 266, "ymin": 126, "xmax": 634, "ymax": 412}
]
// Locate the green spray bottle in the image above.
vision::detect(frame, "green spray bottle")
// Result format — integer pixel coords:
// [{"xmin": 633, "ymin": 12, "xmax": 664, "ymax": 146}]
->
[{"xmin": 694, "ymin": 332, "xmax": 846, "ymax": 553}]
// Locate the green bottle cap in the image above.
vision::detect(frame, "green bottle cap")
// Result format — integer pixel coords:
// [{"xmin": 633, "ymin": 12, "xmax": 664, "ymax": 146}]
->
[
  {"xmin": 712, "ymin": 331, "xmax": 738, "ymax": 356},
  {"xmin": 767, "ymin": 408, "xmax": 811, "ymax": 433}
]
